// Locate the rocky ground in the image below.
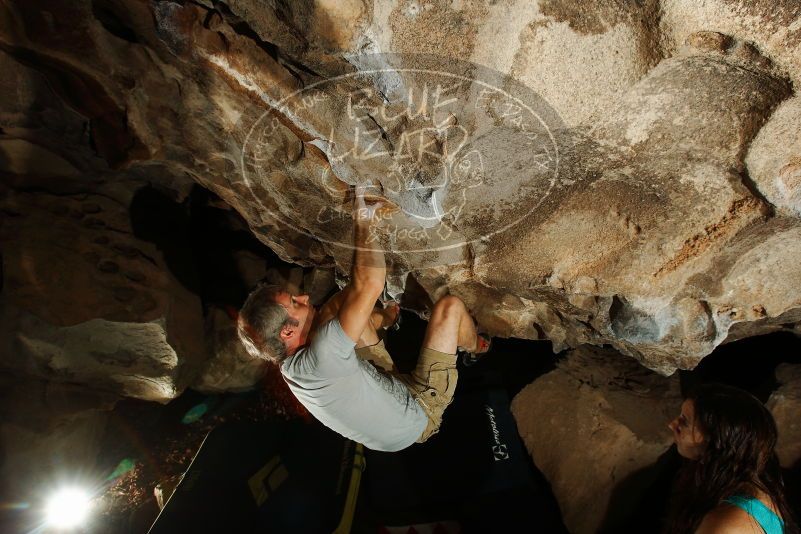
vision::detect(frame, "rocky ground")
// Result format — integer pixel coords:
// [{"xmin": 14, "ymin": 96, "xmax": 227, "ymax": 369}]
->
[{"xmin": 92, "ymin": 364, "xmax": 306, "ymax": 533}]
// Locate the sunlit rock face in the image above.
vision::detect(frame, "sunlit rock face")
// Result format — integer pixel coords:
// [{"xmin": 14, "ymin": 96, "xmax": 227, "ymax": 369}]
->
[
  {"xmin": 511, "ymin": 346, "xmax": 682, "ymax": 533},
  {"xmin": 1, "ymin": 0, "xmax": 800, "ymax": 377}
]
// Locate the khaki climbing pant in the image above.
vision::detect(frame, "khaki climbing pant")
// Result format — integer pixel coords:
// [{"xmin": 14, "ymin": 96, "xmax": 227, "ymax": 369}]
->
[{"xmin": 355, "ymin": 340, "xmax": 458, "ymax": 443}]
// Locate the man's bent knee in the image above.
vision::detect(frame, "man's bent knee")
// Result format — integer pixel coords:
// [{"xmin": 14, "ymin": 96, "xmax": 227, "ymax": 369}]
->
[
  {"xmin": 434, "ymin": 294, "xmax": 464, "ymax": 309},
  {"xmin": 423, "ymin": 295, "xmax": 468, "ymax": 356},
  {"xmin": 430, "ymin": 295, "xmax": 465, "ymax": 322}
]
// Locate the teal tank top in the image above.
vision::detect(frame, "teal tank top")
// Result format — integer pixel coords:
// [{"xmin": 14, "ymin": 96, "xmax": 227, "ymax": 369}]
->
[{"xmin": 724, "ymin": 495, "xmax": 784, "ymax": 534}]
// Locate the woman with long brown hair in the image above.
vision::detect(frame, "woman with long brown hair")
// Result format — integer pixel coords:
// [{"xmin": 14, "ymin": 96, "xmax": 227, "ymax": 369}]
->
[{"xmin": 665, "ymin": 383, "xmax": 798, "ymax": 533}]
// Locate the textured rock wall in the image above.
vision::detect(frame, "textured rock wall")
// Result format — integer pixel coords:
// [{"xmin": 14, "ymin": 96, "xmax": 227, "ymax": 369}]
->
[
  {"xmin": 0, "ymin": 185, "xmax": 206, "ymax": 401},
  {"xmin": 768, "ymin": 363, "xmax": 801, "ymax": 469},
  {"xmin": 511, "ymin": 346, "xmax": 681, "ymax": 533},
  {"xmin": 0, "ymin": 0, "xmax": 800, "ymax": 378}
]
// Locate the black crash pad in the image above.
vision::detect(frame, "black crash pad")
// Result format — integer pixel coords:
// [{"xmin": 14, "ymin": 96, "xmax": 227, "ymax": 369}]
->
[
  {"xmin": 148, "ymin": 419, "xmax": 355, "ymax": 533},
  {"xmin": 357, "ymin": 387, "xmax": 567, "ymax": 532}
]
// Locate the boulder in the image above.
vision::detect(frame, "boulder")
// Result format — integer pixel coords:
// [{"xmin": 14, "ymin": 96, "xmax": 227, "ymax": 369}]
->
[
  {"xmin": 0, "ymin": 188, "xmax": 205, "ymax": 402},
  {"xmin": 511, "ymin": 345, "xmax": 681, "ymax": 533},
  {"xmin": 192, "ymin": 306, "xmax": 267, "ymax": 394},
  {"xmin": 767, "ymin": 363, "xmax": 801, "ymax": 469},
  {"xmin": 747, "ymin": 96, "xmax": 801, "ymax": 218}
]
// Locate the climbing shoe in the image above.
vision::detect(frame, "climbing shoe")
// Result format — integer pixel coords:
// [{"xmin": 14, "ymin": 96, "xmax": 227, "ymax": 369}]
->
[{"xmin": 458, "ymin": 333, "xmax": 492, "ymax": 367}]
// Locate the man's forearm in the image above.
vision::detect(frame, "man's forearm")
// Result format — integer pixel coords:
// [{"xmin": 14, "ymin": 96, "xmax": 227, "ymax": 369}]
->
[{"xmin": 352, "ymin": 216, "xmax": 386, "ymax": 290}]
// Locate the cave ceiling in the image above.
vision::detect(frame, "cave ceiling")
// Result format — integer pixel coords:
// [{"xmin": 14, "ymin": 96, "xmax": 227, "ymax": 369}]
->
[{"xmin": 1, "ymin": 0, "xmax": 800, "ymax": 390}]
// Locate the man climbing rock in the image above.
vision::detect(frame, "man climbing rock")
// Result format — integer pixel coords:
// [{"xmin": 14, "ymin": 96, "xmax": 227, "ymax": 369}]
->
[{"xmin": 237, "ymin": 186, "xmax": 490, "ymax": 451}]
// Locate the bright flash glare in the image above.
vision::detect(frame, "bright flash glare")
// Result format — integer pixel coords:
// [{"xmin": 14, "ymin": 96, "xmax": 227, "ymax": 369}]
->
[{"xmin": 45, "ymin": 487, "xmax": 91, "ymax": 528}]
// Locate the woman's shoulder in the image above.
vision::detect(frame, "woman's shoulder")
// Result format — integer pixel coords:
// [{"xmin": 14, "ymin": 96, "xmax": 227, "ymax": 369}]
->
[
  {"xmin": 696, "ymin": 491, "xmax": 782, "ymax": 534},
  {"xmin": 695, "ymin": 504, "xmax": 761, "ymax": 533}
]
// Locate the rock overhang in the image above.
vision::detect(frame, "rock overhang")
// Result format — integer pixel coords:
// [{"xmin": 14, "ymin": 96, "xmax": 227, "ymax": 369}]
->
[{"xmin": 0, "ymin": 0, "xmax": 799, "ymax": 386}]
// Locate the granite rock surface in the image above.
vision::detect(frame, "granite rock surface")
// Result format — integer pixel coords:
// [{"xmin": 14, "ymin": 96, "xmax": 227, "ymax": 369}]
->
[
  {"xmin": 511, "ymin": 345, "xmax": 682, "ymax": 533},
  {"xmin": 0, "ymin": 0, "xmax": 800, "ymax": 381}
]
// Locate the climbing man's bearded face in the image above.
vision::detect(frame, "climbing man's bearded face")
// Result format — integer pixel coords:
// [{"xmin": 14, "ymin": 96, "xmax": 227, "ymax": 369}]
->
[{"xmin": 272, "ymin": 291, "xmax": 315, "ymax": 350}]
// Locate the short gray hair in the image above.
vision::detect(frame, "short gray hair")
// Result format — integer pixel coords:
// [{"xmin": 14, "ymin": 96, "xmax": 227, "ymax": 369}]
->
[{"xmin": 237, "ymin": 283, "xmax": 299, "ymax": 364}]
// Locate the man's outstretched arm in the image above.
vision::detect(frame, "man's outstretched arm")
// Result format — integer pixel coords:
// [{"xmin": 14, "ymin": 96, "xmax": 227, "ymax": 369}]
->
[{"xmin": 338, "ymin": 186, "xmax": 387, "ymax": 343}]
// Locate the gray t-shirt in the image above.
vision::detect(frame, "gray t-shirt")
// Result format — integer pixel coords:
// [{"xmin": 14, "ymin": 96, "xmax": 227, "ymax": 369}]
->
[{"xmin": 281, "ymin": 318, "xmax": 428, "ymax": 452}]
